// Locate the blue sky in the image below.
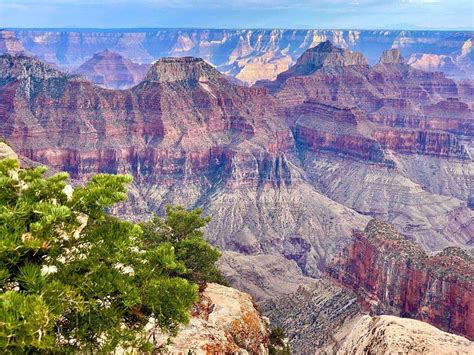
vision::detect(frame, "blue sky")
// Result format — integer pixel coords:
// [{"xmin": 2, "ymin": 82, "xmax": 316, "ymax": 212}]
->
[{"xmin": 1, "ymin": 0, "xmax": 473, "ymax": 30}]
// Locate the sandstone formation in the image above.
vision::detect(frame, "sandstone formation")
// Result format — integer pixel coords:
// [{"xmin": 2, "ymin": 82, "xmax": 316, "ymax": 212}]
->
[
  {"xmin": 72, "ymin": 49, "xmax": 150, "ymax": 89},
  {"xmin": 261, "ymin": 43, "xmax": 472, "ymax": 251},
  {"xmin": 339, "ymin": 315, "xmax": 474, "ymax": 355},
  {"xmin": 150, "ymin": 283, "xmax": 269, "ymax": 354},
  {"xmin": 1, "ymin": 29, "xmax": 472, "ymax": 84},
  {"xmin": 407, "ymin": 38, "xmax": 473, "ymax": 80},
  {"xmin": 326, "ymin": 219, "xmax": 474, "ymax": 339},
  {"xmin": 408, "ymin": 53, "xmax": 471, "ymax": 79},
  {"xmin": 1, "ymin": 37, "xmax": 473, "ymax": 352}
]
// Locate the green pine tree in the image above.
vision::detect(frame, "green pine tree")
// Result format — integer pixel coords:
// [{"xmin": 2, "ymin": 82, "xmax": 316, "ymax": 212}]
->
[
  {"xmin": 141, "ymin": 206, "xmax": 228, "ymax": 286},
  {"xmin": 0, "ymin": 158, "xmax": 199, "ymax": 352}
]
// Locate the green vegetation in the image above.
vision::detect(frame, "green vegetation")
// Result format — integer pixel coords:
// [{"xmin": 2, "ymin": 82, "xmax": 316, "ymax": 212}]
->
[
  {"xmin": 269, "ymin": 326, "xmax": 291, "ymax": 355},
  {"xmin": 0, "ymin": 158, "xmax": 223, "ymax": 352},
  {"xmin": 141, "ymin": 206, "xmax": 228, "ymax": 287}
]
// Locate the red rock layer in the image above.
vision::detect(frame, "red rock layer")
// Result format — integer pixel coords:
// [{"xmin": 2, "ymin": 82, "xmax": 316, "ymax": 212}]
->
[
  {"xmin": 372, "ymin": 129, "xmax": 469, "ymax": 158},
  {"xmin": 0, "ymin": 55, "xmax": 293, "ymax": 186},
  {"xmin": 325, "ymin": 219, "xmax": 474, "ymax": 339},
  {"xmin": 295, "ymin": 125, "xmax": 384, "ymax": 162},
  {"xmin": 263, "ymin": 45, "xmax": 472, "ymax": 160}
]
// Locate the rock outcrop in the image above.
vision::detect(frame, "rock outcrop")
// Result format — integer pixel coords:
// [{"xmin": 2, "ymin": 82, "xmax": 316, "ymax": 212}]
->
[
  {"xmin": 326, "ymin": 219, "xmax": 474, "ymax": 339},
  {"xmin": 270, "ymin": 40, "xmax": 367, "ymax": 86},
  {"xmin": 72, "ymin": 49, "xmax": 150, "ymax": 89},
  {"xmin": 0, "ymin": 141, "xmax": 18, "ymax": 161},
  {"xmin": 151, "ymin": 283, "xmax": 269, "ymax": 354},
  {"xmin": 339, "ymin": 315, "xmax": 474, "ymax": 355}
]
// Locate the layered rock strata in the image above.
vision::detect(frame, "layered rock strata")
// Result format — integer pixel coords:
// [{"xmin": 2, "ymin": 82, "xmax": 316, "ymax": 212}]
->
[
  {"xmin": 326, "ymin": 219, "xmax": 474, "ymax": 339},
  {"xmin": 2, "ymin": 29, "xmax": 472, "ymax": 83}
]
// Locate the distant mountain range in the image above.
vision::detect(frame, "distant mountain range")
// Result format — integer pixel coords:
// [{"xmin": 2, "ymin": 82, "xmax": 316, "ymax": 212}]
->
[{"xmin": 1, "ymin": 28, "xmax": 472, "ymax": 86}]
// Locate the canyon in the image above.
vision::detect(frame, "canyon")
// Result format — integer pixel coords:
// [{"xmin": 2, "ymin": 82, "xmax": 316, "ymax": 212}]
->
[
  {"xmin": 0, "ymin": 38, "xmax": 473, "ymax": 351},
  {"xmin": 1, "ymin": 29, "xmax": 472, "ymax": 86}
]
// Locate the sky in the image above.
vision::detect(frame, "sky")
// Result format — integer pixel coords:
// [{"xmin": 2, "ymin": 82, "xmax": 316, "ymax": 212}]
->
[{"xmin": 0, "ymin": 0, "xmax": 473, "ymax": 30}]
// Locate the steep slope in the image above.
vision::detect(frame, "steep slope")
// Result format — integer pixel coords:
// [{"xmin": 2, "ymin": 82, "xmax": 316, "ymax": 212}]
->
[
  {"xmin": 326, "ymin": 219, "xmax": 474, "ymax": 339},
  {"xmin": 72, "ymin": 49, "xmax": 150, "ymax": 89},
  {"xmin": 217, "ymin": 251, "xmax": 315, "ymax": 302},
  {"xmin": 1, "ymin": 29, "xmax": 472, "ymax": 84},
  {"xmin": 260, "ymin": 280, "xmax": 363, "ymax": 353},
  {"xmin": 340, "ymin": 315, "xmax": 474, "ymax": 355}
]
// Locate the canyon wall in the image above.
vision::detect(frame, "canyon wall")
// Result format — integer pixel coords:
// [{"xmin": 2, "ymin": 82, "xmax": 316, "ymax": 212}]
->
[
  {"xmin": 326, "ymin": 219, "xmax": 474, "ymax": 339},
  {"xmin": 1, "ymin": 36, "xmax": 473, "ymax": 352}
]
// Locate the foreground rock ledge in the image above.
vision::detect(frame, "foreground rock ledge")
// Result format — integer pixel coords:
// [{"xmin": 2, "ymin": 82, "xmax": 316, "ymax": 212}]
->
[
  {"xmin": 339, "ymin": 315, "xmax": 474, "ymax": 355},
  {"xmin": 151, "ymin": 283, "xmax": 270, "ymax": 354}
]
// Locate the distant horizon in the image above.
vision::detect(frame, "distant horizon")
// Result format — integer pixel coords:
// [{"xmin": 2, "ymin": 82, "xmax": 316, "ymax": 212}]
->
[
  {"xmin": 1, "ymin": 0, "xmax": 472, "ymax": 31},
  {"xmin": 2, "ymin": 27, "xmax": 473, "ymax": 32}
]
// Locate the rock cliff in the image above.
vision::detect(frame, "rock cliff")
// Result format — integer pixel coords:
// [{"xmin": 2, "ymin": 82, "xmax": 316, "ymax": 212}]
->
[
  {"xmin": 260, "ymin": 43, "xmax": 473, "ymax": 250},
  {"xmin": 326, "ymin": 219, "xmax": 474, "ymax": 339},
  {"xmin": 0, "ymin": 43, "xmax": 472, "ymax": 279},
  {"xmin": 0, "ymin": 52, "xmax": 373, "ymax": 280},
  {"xmin": 1, "ymin": 41, "xmax": 473, "ymax": 352}
]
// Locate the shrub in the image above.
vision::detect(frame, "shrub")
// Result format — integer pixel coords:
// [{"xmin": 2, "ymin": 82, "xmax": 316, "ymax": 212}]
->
[{"xmin": 269, "ymin": 326, "xmax": 291, "ymax": 355}]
